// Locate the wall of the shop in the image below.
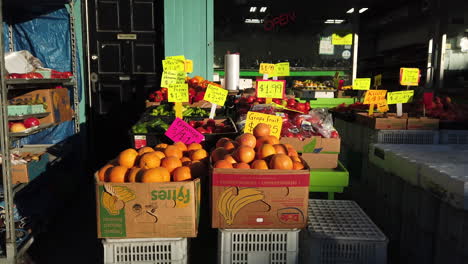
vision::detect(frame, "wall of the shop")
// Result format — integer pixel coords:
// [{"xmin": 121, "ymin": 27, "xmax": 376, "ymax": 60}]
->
[
  {"xmin": 70, "ymin": 0, "xmax": 86, "ymax": 124},
  {"xmin": 164, "ymin": 0, "xmax": 214, "ymax": 80}
]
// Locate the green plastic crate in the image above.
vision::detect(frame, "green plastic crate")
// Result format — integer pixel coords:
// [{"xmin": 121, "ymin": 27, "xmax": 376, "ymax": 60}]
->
[
  {"xmin": 8, "ymin": 105, "xmax": 45, "ymax": 116},
  {"xmin": 309, "ymin": 161, "xmax": 349, "ymax": 199},
  {"xmin": 298, "ymin": 98, "xmax": 355, "ymax": 108}
]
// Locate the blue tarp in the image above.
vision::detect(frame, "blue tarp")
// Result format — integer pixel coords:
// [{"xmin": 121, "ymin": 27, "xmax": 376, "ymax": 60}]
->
[{"xmin": 5, "ymin": 8, "xmax": 82, "ymax": 145}]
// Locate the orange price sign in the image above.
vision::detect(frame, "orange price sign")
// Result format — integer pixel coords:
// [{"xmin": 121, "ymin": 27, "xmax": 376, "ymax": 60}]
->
[{"xmin": 363, "ymin": 90, "xmax": 387, "ymax": 104}]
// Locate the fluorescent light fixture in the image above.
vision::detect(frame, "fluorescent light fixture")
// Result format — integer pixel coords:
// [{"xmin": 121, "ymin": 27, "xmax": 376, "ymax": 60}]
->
[
  {"xmin": 324, "ymin": 19, "xmax": 345, "ymax": 24},
  {"xmin": 245, "ymin": 18, "xmax": 263, "ymax": 24},
  {"xmin": 335, "ymin": 19, "xmax": 345, "ymax": 24},
  {"xmin": 249, "ymin": 6, "xmax": 257, "ymax": 12},
  {"xmin": 260, "ymin": 7, "xmax": 267, "ymax": 12},
  {"xmin": 359, "ymin": 8, "xmax": 368, "ymax": 13},
  {"xmin": 346, "ymin": 8, "xmax": 354, "ymax": 13}
]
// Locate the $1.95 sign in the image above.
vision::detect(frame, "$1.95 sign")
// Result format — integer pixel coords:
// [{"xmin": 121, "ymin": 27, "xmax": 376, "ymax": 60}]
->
[
  {"xmin": 244, "ymin": 112, "xmax": 282, "ymax": 139},
  {"xmin": 256, "ymin": 80, "xmax": 285, "ymax": 99},
  {"xmin": 165, "ymin": 118, "xmax": 205, "ymax": 144}
]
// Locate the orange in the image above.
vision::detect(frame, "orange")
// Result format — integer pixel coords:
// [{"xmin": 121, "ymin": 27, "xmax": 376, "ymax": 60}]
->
[
  {"xmin": 234, "ymin": 145, "xmax": 256, "ymax": 164},
  {"xmin": 153, "ymin": 151, "xmax": 166, "ymax": 159},
  {"xmin": 187, "ymin": 143, "xmax": 203, "ymax": 151},
  {"xmin": 190, "ymin": 161, "xmax": 207, "ymax": 178},
  {"xmin": 161, "ymin": 156, "xmax": 182, "ymax": 174},
  {"xmin": 287, "ymin": 148, "xmax": 299, "ymax": 157},
  {"xmin": 173, "ymin": 166, "xmax": 192, "ymax": 181},
  {"xmin": 291, "ymin": 156, "xmax": 302, "ymax": 163},
  {"xmin": 173, "ymin": 141, "xmax": 188, "ymax": 152},
  {"xmin": 216, "ymin": 137, "xmax": 231, "ymax": 148},
  {"xmin": 251, "ymin": 160, "xmax": 269, "ymax": 170},
  {"xmin": 233, "ymin": 163, "xmax": 250, "ymax": 169},
  {"xmin": 98, "ymin": 164, "xmax": 113, "ymax": 182},
  {"xmin": 139, "ymin": 152, "xmax": 161, "ymax": 169},
  {"xmin": 236, "ymin": 133, "xmax": 256, "ymax": 148},
  {"xmin": 253, "ymin": 123, "xmax": 270, "ymax": 138},
  {"xmin": 214, "ymin": 160, "xmax": 233, "ymax": 169},
  {"xmin": 164, "ymin": 145, "xmax": 183, "ymax": 159},
  {"xmin": 191, "ymin": 149, "xmax": 208, "ymax": 161},
  {"xmin": 126, "ymin": 167, "xmax": 142, "ymax": 182},
  {"xmin": 108, "ymin": 166, "xmax": 128, "ymax": 183},
  {"xmin": 257, "ymin": 144, "xmax": 276, "ymax": 159},
  {"xmin": 273, "ymin": 144, "xmax": 288, "ymax": 155},
  {"xmin": 283, "ymin": 143, "xmax": 294, "ymax": 150},
  {"xmin": 269, "ymin": 154, "xmax": 293, "ymax": 170},
  {"xmin": 293, "ymin": 161, "xmax": 304, "ymax": 170},
  {"xmin": 180, "ymin": 157, "xmax": 192, "ymax": 166},
  {"xmin": 137, "ymin": 146, "xmax": 154, "ymax": 155},
  {"xmin": 223, "ymin": 141, "xmax": 238, "ymax": 152},
  {"xmin": 223, "ymin": 154, "xmax": 237, "ymax": 164},
  {"xmin": 141, "ymin": 167, "xmax": 170, "ymax": 182},
  {"xmin": 118, "ymin": 148, "xmax": 139, "ymax": 168},
  {"xmin": 211, "ymin": 147, "xmax": 229, "ymax": 163},
  {"xmin": 155, "ymin": 143, "xmax": 168, "ymax": 149}
]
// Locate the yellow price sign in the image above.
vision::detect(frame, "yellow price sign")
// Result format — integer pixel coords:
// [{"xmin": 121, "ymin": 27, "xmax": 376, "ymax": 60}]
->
[
  {"xmin": 377, "ymin": 99, "xmax": 389, "ymax": 112},
  {"xmin": 166, "ymin": 55, "xmax": 185, "ymax": 60},
  {"xmin": 162, "ymin": 59, "xmax": 185, "ymax": 72},
  {"xmin": 204, "ymin": 84, "xmax": 228, "ymax": 106},
  {"xmin": 374, "ymin": 74, "xmax": 382, "ymax": 87},
  {"xmin": 387, "ymin": 90, "xmax": 414, "ymax": 104},
  {"xmin": 168, "ymin": 83, "xmax": 189, "ymax": 103},
  {"xmin": 400, "ymin": 68, "xmax": 420, "ymax": 86},
  {"xmin": 259, "ymin": 63, "xmax": 275, "ymax": 75},
  {"xmin": 273, "ymin": 62, "xmax": 290, "ymax": 76},
  {"xmin": 256, "ymin": 80, "xmax": 285, "ymax": 99},
  {"xmin": 160, "ymin": 71, "xmax": 186, "ymax": 88},
  {"xmin": 244, "ymin": 112, "xmax": 282, "ymax": 139},
  {"xmin": 332, "ymin": 33, "xmax": 353, "ymax": 45},
  {"xmin": 184, "ymin": 60, "xmax": 193, "ymax": 73},
  {"xmin": 353, "ymin": 78, "xmax": 371, "ymax": 90},
  {"xmin": 363, "ymin": 90, "xmax": 387, "ymax": 104}
]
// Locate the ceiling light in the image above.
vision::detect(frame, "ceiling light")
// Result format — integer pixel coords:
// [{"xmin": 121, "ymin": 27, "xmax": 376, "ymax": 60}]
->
[
  {"xmin": 359, "ymin": 8, "xmax": 368, "ymax": 13},
  {"xmin": 245, "ymin": 18, "xmax": 263, "ymax": 24},
  {"xmin": 249, "ymin": 6, "xmax": 257, "ymax": 12},
  {"xmin": 260, "ymin": 7, "xmax": 267, "ymax": 12},
  {"xmin": 324, "ymin": 19, "xmax": 345, "ymax": 24},
  {"xmin": 335, "ymin": 19, "xmax": 345, "ymax": 24},
  {"xmin": 346, "ymin": 8, "xmax": 354, "ymax": 13}
]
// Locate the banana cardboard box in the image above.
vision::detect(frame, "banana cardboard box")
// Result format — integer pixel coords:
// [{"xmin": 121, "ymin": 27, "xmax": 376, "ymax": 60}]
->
[
  {"xmin": 280, "ymin": 137, "xmax": 340, "ymax": 169},
  {"xmin": 95, "ymin": 174, "xmax": 201, "ymax": 238},
  {"xmin": 211, "ymin": 168, "xmax": 310, "ymax": 229}
]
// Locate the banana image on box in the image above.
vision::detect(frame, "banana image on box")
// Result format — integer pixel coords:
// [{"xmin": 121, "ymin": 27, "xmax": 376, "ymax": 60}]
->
[
  {"xmin": 218, "ymin": 187, "xmax": 265, "ymax": 225},
  {"xmin": 101, "ymin": 184, "xmax": 136, "ymax": 215}
]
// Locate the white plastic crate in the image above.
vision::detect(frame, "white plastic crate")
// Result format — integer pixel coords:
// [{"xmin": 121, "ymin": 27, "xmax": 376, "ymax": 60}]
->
[
  {"xmin": 102, "ymin": 238, "xmax": 188, "ymax": 264},
  {"xmin": 376, "ymin": 130, "xmax": 439, "ymax": 145},
  {"xmin": 440, "ymin": 130, "xmax": 468, "ymax": 144},
  {"xmin": 218, "ymin": 229, "xmax": 299, "ymax": 264},
  {"xmin": 301, "ymin": 199, "xmax": 388, "ymax": 264}
]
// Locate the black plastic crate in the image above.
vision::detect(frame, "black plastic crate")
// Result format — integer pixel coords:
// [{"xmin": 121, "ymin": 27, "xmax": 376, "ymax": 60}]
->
[
  {"xmin": 184, "ymin": 116, "xmax": 239, "ymax": 148},
  {"xmin": 129, "ymin": 116, "xmax": 175, "ymax": 148}
]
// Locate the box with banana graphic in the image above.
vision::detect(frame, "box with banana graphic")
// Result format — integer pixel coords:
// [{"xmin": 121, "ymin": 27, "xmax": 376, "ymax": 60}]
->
[
  {"xmin": 95, "ymin": 174, "xmax": 201, "ymax": 238},
  {"xmin": 211, "ymin": 169, "xmax": 310, "ymax": 229}
]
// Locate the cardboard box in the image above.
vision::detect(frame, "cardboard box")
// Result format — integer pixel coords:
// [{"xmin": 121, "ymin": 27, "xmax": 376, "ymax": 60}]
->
[
  {"xmin": 355, "ymin": 112, "xmax": 407, "ymax": 130},
  {"xmin": 96, "ymin": 176, "xmax": 200, "ymax": 238},
  {"xmin": 11, "ymin": 152, "xmax": 49, "ymax": 184},
  {"xmin": 10, "ymin": 89, "xmax": 73, "ymax": 125},
  {"xmin": 407, "ymin": 117, "xmax": 439, "ymax": 130},
  {"xmin": 211, "ymin": 168, "xmax": 310, "ymax": 229},
  {"xmin": 280, "ymin": 137, "xmax": 341, "ymax": 169}
]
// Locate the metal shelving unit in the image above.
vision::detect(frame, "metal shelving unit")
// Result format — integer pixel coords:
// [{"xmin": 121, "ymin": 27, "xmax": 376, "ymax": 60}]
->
[{"xmin": 0, "ymin": 0, "xmax": 80, "ymax": 262}]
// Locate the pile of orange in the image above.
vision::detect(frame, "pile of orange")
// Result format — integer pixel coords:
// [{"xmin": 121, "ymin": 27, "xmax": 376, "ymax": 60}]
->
[
  {"xmin": 211, "ymin": 123, "xmax": 305, "ymax": 170},
  {"xmin": 98, "ymin": 142, "xmax": 208, "ymax": 183}
]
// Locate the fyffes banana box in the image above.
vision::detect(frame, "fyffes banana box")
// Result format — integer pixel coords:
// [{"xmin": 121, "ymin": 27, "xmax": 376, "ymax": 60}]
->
[
  {"xmin": 95, "ymin": 173, "xmax": 201, "ymax": 238},
  {"xmin": 211, "ymin": 168, "xmax": 310, "ymax": 229}
]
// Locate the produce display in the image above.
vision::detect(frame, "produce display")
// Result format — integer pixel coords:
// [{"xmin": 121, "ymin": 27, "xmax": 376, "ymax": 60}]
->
[
  {"xmin": 8, "ymin": 118, "xmax": 40, "ymax": 132},
  {"xmin": 131, "ymin": 119, "xmax": 169, "ymax": 134},
  {"xmin": 421, "ymin": 96, "xmax": 468, "ymax": 121},
  {"xmin": 149, "ymin": 104, "xmax": 209, "ymax": 117},
  {"xmin": 211, "ymin": 123, "xmax": 306, "ymax": 170},
  {"xmin": 97, "ymin": 142, "xmax": 208, "ymax": 183},
  {"xmin": 293, "ymin": 80, "xmax": 334, "ymax": 90}
]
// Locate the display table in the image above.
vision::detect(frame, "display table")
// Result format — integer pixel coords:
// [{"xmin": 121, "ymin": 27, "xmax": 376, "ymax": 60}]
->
[{"xmin": 309, "ymin": 161, "xmax": 349, "ymax": 200}]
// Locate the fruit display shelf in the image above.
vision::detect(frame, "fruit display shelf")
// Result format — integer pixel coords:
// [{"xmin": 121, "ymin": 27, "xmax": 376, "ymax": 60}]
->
[
  {"xmin": 8, "ymin": 112, "xmax": 50, "ymax": 121},
  {"xmin": 9, "ymin": 123, "xmax": 55, "ymax": 139},
  {"xmin": 5, "ymin": 78, "xmax": 74, "ymax": 88}
]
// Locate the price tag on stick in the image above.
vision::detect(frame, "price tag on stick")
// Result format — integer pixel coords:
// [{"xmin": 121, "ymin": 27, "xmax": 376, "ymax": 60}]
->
[
  {"xmin": 204, "ymin": 84, "xmax": 228, "ymax": 119},
  {"xmin": 259, "ymin": 63, "xmax": 275, "ymax": 75},
  {"xmin": 244, "ymin": 112, "xmax": 283, "ymax": 139},
  {"xmin": 161, "ymin": 71, "xmax": 186, "ymax": 88},
  {"xmin": 256, "ymin": 80, "xmax": 285, "ymax": 99},
  {"xmin": 400, "ymin": 68, "xmax": 420, "ymax": 86},
  {"xmin": 363, "ymin": 90, "xmax": 387, "ymax": 116},
  {"xmin": 168, "ymin": 83, "xmax": 189, "ymax": 103},
  {"xmin": 353, "ymin": 78, "xmax": 371, "ymax": 90},
  {"xmin": 387, "ymin": 90, "xmax": 414, "ymax": 104},
  {"xmin": 165, "ymin": 118, "xmax": 205, "ymax": 144}
]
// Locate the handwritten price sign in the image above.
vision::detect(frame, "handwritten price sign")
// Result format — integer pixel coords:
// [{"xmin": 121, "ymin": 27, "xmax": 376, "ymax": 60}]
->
[
  {"xmin": 162, "ymin": 59, "xmax": 185, "ymax": 72},
  {"xmin": 353, "ymin": 78, "xmax": 371, "ymax": 90},
  {"xmin": 184, "ymin": 60, "xmax": 193, "ymax": 73},
  {"xmin": 400, "ymin": 68, "xmax": 420, "ymax": 86},
  {"xmin": 387, "ymin": 90, "xmax": 414, "ymax": 104},
  {"xmin": 363, "ymin": 90, "xmax": 387, "ymax": 104},
  {"xmin": 332, "ymin": 33, "xmax": 353, "ymax": 45},
  {"xmin": 161, "ymin": 71, "xmax": 186, "ymax": 88},
  {"xmin": 377, "ymin": 99, "xmax": 389, "ymax": 112},
  {"xmin": 259, "ymin": 63, "xmax": 275, "ymax": 75},
  {"xmin": 204, "ymin": 84, "xmax": 228, "ymax": 106},
  {"xmin": 374, "ymin": 74, "xmax": 382, "ymax": 87},
  {"xmin": 256, "ymin": 80, "xmax": 285, "ymax": 99},
  {"xmin": 168, "ymin": 83, "xmax": 189, "ymax": 103},
  {"xmin": 244, "ymin": 112, "xmax": 282, "ymax": 139},
  {"xmin": 165, "ymin": 118, "xmax": 205, "ymax": 144},
  {"xmin": 273, "ymin": 62, "xmax": 290, "ymax": 76}
]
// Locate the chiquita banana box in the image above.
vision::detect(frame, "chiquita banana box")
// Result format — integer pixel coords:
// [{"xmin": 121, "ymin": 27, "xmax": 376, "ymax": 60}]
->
[
  {"xmin": 95, "ymin": 174, "xmax": 200, "ymax": 238},
  {"xmin": 211, "ymin": 168, "xmax": 309, "ymax": 229}
]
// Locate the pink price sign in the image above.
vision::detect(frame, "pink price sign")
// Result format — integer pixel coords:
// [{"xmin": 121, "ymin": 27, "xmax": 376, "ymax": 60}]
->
[{"xmin": 165, "ymin": 118, "xmax": 205, "ymax": 144}]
